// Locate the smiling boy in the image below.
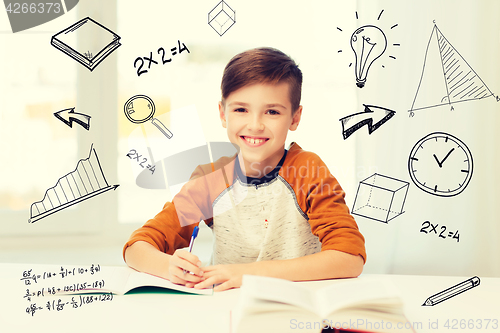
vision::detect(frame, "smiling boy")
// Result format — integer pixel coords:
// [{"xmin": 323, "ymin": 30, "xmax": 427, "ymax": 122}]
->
[{"xmin": 124, "ymin": 47, "xmax": 366, "ymax": 291}]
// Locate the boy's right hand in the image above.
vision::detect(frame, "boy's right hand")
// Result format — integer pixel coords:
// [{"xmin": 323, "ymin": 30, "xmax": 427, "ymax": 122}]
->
[{"xmin": 168, "ymin": 249, "xmax": 204, "ymax": 287}]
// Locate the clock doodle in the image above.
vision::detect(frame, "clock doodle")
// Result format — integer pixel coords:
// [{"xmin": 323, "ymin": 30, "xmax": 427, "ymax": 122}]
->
[{"xmin": 408, "ymin": 132, "xmax": 473, "ymax": 197}]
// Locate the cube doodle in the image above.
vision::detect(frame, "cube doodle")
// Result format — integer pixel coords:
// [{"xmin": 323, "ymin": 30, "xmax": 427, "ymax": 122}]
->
[
  {"xmin": 208, "ymin": 1, "xmax": 236, "ymax": 36},
  {"xmin": 351, "ymin": 173, "xmax": 409, "ymax": 223}
]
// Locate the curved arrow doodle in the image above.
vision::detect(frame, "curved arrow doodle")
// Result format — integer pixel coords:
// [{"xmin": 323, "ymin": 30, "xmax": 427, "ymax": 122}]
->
[
  {"xmin": 54, "ymin": 107, "xmax": 91, "ymax": 130},
  {"xmin": 339, "ymin": 104, "xmax": 396, "ymax": 140}
]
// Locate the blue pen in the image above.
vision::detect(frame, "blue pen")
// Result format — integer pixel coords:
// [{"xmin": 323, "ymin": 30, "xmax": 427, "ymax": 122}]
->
[
  {"xmin": 188, "ymin": 225, "xmax": 199, "ymax": 253},
  {"xmin": 183, "ymin": 226, "xmax": 199, "ymax": 275}
]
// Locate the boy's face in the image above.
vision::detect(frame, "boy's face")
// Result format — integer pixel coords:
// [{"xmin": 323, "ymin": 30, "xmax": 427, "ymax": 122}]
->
[{"xmin": 219, "ymin": 82, "xmax": 302, "ymax": 177}]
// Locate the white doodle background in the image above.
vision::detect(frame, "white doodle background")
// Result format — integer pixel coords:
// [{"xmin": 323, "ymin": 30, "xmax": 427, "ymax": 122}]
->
[{"xmin": 0, "ymin": 0, "xmax": 498, "ymax": 294}]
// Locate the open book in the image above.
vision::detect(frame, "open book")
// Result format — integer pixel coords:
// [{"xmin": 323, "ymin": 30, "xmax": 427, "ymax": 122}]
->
[
  {"xmin": 58, "ymin": 266, "xmax": 212, "ymax": 296},
  {"xmin": 232, "ymin": 275, "xmax": 415, "ymax": 333}
]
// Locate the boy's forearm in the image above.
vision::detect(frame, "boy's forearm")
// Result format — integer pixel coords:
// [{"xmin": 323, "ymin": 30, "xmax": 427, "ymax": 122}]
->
[
  {"xmin": 249, "ymin": 250, "xmax": 364, "ymax": 281},
  {"xmin": 124, "ymin": 241, "xmax": 171, "ymax": 279}
]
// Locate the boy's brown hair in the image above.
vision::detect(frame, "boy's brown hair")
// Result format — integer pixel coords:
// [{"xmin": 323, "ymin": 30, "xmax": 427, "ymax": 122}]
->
[{"xmin": 220, "ymin": 47, "xmax": 303, "ymax": 114}]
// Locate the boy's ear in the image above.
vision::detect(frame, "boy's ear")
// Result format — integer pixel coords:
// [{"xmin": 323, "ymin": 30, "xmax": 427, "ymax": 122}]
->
[
  {"xmin": 289, "ymin": 105, "xmax": 302, "ymax": 131},
  {"xmin": 219, "ymin": 101, "xmax": 227, "ymax": 128}
]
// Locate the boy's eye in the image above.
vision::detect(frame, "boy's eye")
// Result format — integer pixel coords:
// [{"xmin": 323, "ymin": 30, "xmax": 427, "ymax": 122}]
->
[{"xmin": 266, "ymin": 109, "xmax": 280, "ymax": 115}]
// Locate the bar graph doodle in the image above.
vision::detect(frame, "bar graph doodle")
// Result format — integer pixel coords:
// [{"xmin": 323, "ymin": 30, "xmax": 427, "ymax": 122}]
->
[
  {"xmin": 28, "ymin": 144, "xmax": 119, "ymax": 223},
  {"xmin": 409, "ymin": 23, "xmax": 495, "ymax": 116}
]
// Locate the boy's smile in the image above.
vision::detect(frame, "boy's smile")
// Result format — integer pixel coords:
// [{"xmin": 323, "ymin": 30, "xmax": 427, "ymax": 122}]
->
[{"xmin": 219, "ymin": 82, "xmax": 302, "ymax": 178}]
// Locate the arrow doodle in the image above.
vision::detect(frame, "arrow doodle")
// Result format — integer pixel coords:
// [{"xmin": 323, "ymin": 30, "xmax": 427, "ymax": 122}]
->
[
  {"xmin": 54, "ymin": 108, "xmax": 91, "ymax": 131},
  {"xmin": 339, "ymin": 104, "xmax": 396, "ymax": 140}
]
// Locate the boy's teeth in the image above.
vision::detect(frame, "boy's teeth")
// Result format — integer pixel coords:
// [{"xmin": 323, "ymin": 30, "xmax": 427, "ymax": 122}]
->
[{"xmin": 245, "ymin": 137, "xmax": 264, "ymax": 144}]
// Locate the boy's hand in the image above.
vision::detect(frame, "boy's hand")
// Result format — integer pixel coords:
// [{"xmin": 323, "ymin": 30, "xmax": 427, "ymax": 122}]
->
[
  {"xmin": 168, "ymin": 249, "xmax": 204, "ymax": 287},
  {"xmin": 194, "ymin": 264, "xmax": 249, "ymax": 292}
]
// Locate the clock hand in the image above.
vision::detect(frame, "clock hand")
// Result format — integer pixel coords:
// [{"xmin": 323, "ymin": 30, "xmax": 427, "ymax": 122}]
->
[
  {"xmin": 433, "ymin": 154, "xmax": 443, "ymax": 168},
  {"xmin": 439, "ymin": 148, "xmax": 455, "ymax": 166}
]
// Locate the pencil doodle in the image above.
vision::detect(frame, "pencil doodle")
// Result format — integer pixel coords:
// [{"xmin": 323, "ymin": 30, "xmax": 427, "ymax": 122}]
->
[
  {"xmin": 409, "ymin": 23, "xmax": 495, "ymax": 116},
  {"xmin": 337, "ymin": 10, "xmax": 400, "ymax": 88},
  {"xmin": 53, "ymin": 107, "xmax": 91, "ymax": 131},
  {"xmin": 408, "ymin": 132, "xmax": 473, "ymax": 197},
  {"xmin": 351, "ymin": 173, "xmax": 409, "ymax": 223},
  {"xmin": 420, "ymin": 221, "xmax": 460, "ymax": 242},
  {"xmin": 339, "ymin": 104, "xmax": 395, "ymax": 140},
  {"xmin": 422, "ymin": 276, "xmax": 480, "ymax": 306},
  {"xmin": 5, "ymin": 0, "xmax": 79, "ymax": 33},
  {"xmin": 51, "ymin": 17, "xmax": 121, "ymax": 71},
  {"xmin": 28, "ymin": 144, "xmax": 119, "ymax": 223},
  {"xmin": 124, "ymin": 95, "xmax": 173, "ymax": 139},
  {"xmin": 208, "ymin": 0, "xmax": 236, "ymax": 36}
]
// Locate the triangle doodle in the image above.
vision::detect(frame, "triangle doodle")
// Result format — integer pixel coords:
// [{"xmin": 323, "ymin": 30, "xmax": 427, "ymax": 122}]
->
[{"xmin": 409, "ymin": 24, "xmax": 494, "ymax": 113}]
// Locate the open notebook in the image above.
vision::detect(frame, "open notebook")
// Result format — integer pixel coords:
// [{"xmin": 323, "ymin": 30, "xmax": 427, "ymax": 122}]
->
[{"xmin": 56, "ymin": 266, "xmax": 212, "ymax": 295}]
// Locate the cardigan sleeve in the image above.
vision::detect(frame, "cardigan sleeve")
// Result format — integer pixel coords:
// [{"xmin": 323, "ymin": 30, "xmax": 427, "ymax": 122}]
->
[
  {"xmin": 285, "ymin": 145, "xmax": 367, "ymax": 262},
  {"xmin": 122, "ymin": 164, "xmax": 214, "ymax": 258}
]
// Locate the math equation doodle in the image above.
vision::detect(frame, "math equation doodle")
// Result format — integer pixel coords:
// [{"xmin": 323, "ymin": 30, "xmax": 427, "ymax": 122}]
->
[
  {"xmin": 20, "ymin": 264, "xmax": 112, "ymax": 317},
  {"xmin": 420, "ymin": 221, "xmax": 460, "ymax": 242},
  {"xmin": 26, "ymin": 294, "xmax": 113, "ymax": 316},
  {"xmin": 133, "ymin": 40, "xmax": 189, "ymax": 77},
  {"xmin": 20, "ymin": 264, "xmax": 101, "ymax": 286},
  {"xmin": 28, "ymin": 144, "xmax": 119, "ymax": 223},
  {"xmin": 126, "ymin": 149, "xmax": 156, "ymax": 174}
]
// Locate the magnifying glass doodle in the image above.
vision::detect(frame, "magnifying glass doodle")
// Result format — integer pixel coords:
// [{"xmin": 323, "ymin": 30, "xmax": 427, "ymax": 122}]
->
[{"xmin": 124, "ymin": 95, "xmax": 173, "ymax": 139}]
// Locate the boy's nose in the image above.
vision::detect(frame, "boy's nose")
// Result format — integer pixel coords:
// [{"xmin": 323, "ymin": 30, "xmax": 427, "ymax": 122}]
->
[{"xmin": 247, "ymin": 115, "xmax": 264, "ymax": 131}]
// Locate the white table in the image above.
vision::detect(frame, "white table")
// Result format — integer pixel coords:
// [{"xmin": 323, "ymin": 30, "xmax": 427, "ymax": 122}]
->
[{"xmin": 0, "ymin": 263, "xmax": 498, "ymax": 332}]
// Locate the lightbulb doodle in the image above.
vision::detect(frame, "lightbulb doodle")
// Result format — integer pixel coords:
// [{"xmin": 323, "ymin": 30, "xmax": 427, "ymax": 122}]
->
[
  {"xmin": 408, "ymin": 22, "xmax": 498, "ymax": 117},
  {"xmin": 337, "ymin": 10, "xmax": 400, "ymax": 88}
]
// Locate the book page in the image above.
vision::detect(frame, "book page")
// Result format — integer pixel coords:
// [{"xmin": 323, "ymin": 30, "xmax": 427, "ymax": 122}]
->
[
  {"xmin": 240, "ymin": 275, "xmax": 316, "ymax": 313},
  {"xmin": 314, "ymin": 277, "xmax": 402, "ymax": 318},
  {"xmin": 125, "ymin": 269, "xmax": 213, "ymax": 295}
]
